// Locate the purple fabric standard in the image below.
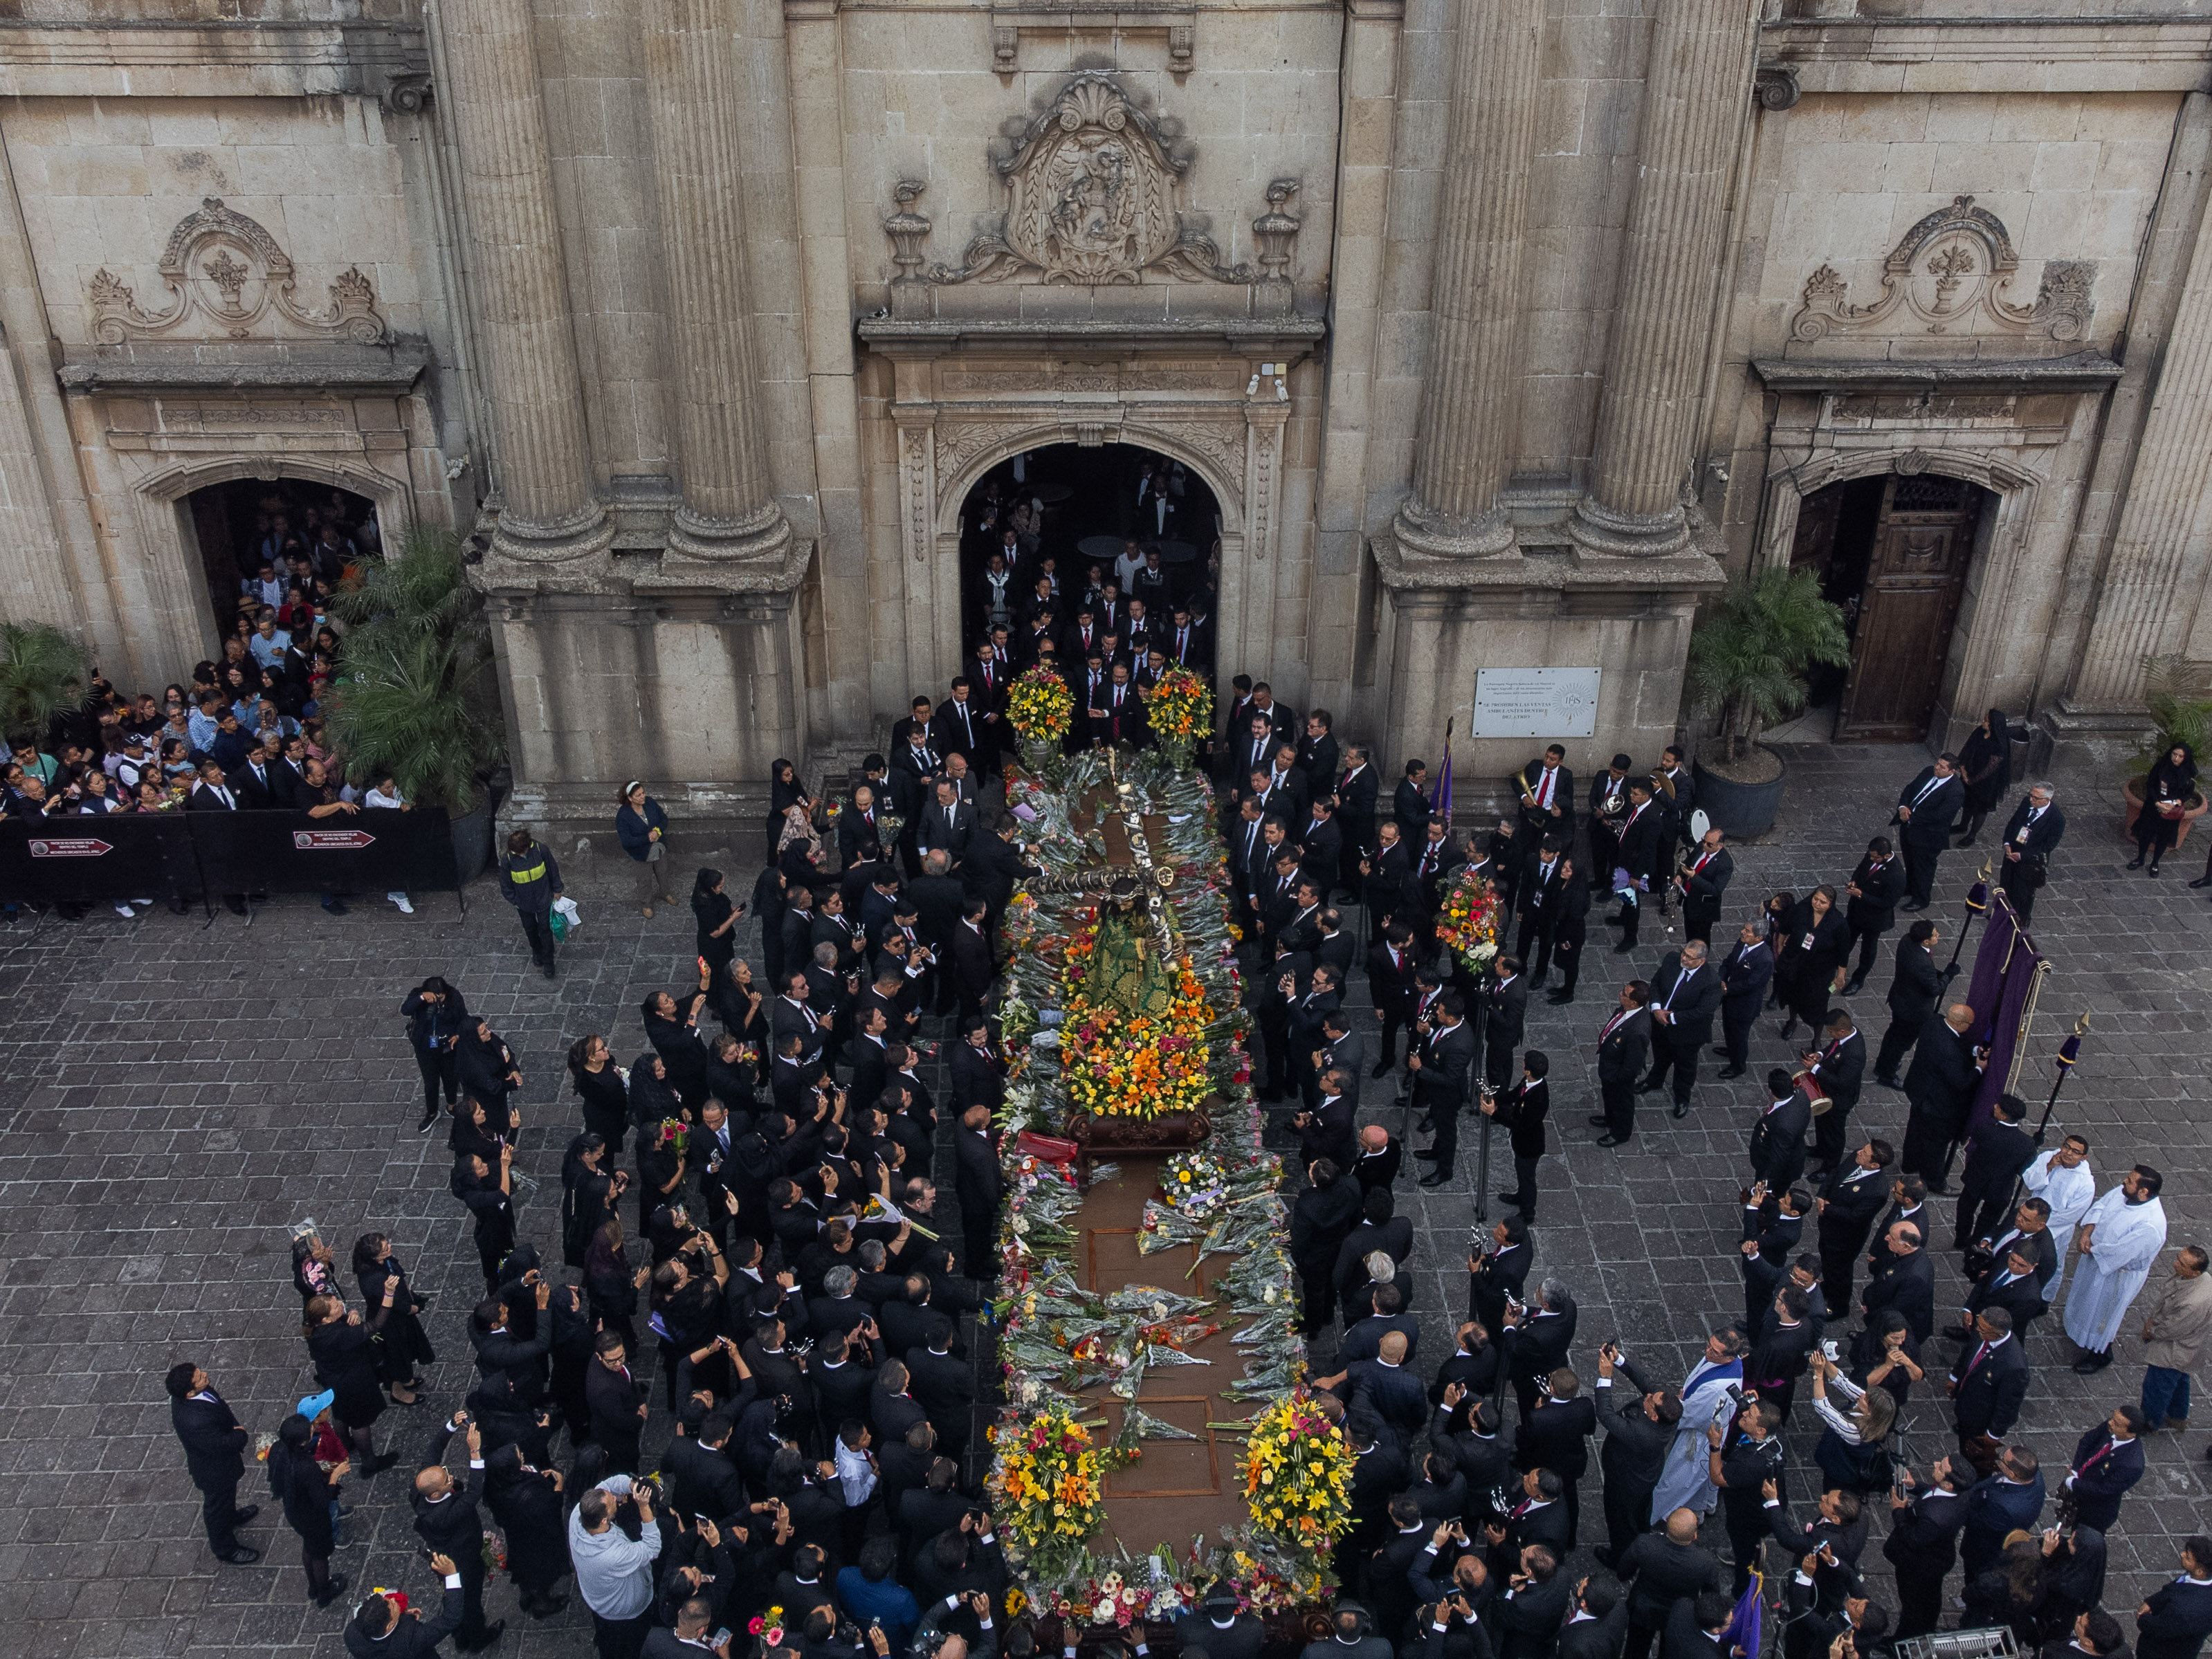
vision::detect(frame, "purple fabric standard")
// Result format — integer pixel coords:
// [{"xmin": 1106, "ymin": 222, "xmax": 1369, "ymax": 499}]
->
[{"xmin": 1967, "ymin": 892, "xmax": 2045, "ymax": 1130}]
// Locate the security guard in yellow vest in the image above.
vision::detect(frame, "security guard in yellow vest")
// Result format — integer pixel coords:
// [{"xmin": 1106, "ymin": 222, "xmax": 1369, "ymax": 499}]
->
[{"xmin": 497, "ymin": 829, "xmax": 565, "ymax": 978}]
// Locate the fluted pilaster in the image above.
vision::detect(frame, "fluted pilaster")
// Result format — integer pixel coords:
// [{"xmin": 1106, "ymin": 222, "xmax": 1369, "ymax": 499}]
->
[
  {"xmin": 643, "ymin": 0, "xmax": 793, "ymax": 563},
  {"xmin": 2072, "ymin": 187, "xmax": 2212, "ymax": 709},
  {"xmin": 1391, "ymin": 0, "xmax": 1545, "ymax": 560},
  {"xmin": 1570, "ymin": 0, "xmax": 1756, "ymax": 558},
  {"xmin": 444, "ymin": 0, "xmax": 610, "ymax": 562}
]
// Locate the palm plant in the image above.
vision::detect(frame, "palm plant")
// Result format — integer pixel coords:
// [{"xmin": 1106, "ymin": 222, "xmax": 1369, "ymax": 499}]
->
[
  {"xmin": 320, "ymin": 526, "xmax": 503, "ymax": 811},
  {"xmin": 0, "ymin": 621, "xmax": 89, "ymax": 747},
  {"xmin": 1686, "ymin": 567, "xmax": 1852, "ymax": 764}
]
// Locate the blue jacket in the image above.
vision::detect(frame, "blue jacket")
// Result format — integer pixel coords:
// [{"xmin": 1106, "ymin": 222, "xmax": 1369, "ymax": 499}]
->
[
  {"xmin": 615, "ymin": 798, "xmax": 668, "ymax": 862},
  {"xmin": 1961, "ymin": 1469, "xmax": 2044, "ymax": 1578},
  {"xmin": 499, "ymin": 843, "xmax": 563, "ymax": 913},
  {"xmin": 835, "ymin": 1566, "xmax": 920, "ymax": 1650}
]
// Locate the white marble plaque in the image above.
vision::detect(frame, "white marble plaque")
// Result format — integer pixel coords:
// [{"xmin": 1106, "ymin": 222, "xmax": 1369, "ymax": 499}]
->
[{"xmin": 1470, "ymin": 668, "xmax": 1601, "ymax": 738}]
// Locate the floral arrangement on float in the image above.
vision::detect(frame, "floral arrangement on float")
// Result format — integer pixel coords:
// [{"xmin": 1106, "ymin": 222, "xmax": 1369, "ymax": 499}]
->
[
  {"xmin": 1435, "ymin": 865, "xmax": 1503, "ymax": 975},
  {"xmin": 1140, "ymin": 666, "xmax": 1214, "ymax": 767},
  {"xmin": 1007, "ymin": 664, "xmax": 1077, "ymax": 769},
  {"xmin": 1055, "ymin": 911, "xmax": 1216, "ymax": 1123},
  {"xmin": 987, "ymin": 1404, "xmax": 1119, "ymax": 1571},
  {"xmin": 1241, "ymin": 1390, "xmax": 1355, "ymax": 1560}
]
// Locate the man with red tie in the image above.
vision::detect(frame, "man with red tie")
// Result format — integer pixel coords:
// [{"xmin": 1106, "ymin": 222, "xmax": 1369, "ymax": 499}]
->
[
  {"xmin": 1674, "ymin": 827, "xmax": 1733, "ymax": 944},
  {"xmin": 1946, "ymin": 1305, "xmax": 2027, "ymax": 1474},
  {"xmin": 1593, "ymin": 980, "xmax": 1654, "ymax": 1147},
  {"xmin": 1164, "ymin": 604, "xmax": 1206, "ymax": 669},
  {"xmin": 1517, "ymin": 744, "xmax": 1577, "ymax": 837}
]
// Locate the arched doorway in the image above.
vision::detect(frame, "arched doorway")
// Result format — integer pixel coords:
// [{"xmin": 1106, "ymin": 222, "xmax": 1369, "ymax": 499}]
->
[
  {"xmin": 1789, "ymin": 470, "xmax": 1993, "ymax": 742},
  {"xmin": 955, "ymin": 441, "xmax": 1221, "ymax": 657},
  {"xmin": 181, "ymin": 477, "xmax": 382, "ymax": 654}
]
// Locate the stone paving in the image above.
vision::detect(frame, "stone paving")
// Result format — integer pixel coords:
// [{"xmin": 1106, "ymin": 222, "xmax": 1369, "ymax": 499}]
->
[{"xmin": 0, "ymin": 740, "xmax": 2204, "ymax": 1659}]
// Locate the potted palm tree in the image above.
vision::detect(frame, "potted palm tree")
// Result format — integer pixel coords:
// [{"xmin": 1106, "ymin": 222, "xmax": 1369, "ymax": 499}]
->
[
  {"xmin": 2121, "ymin": 654, "xmax": 2212, "ymax": 846},
  {"xmin": 322, "ymin": 526, "xmax": 504, "ymax": 881},
  {"xmin": 1685, "ymin": 567, "xmax": 1852, "ymax": 839},
  {"xmin": 0, "ymin": 621, "xmax": 89, "ymax": 748}
]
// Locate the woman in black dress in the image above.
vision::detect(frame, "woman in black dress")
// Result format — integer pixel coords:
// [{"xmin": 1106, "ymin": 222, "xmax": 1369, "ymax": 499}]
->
[
  {"xmin": 768, "ymin": 758, "xmax": 812, "ymax": 861},
  {"xmin": 448, "ymin": 1095, "xmax": 509, "ymax": 1167},
  {"xmin": 568, "ymin": 1034, "xmax": 630, "ymax": 1152},
  {"xmin": 692, "ymin": 868, "xmax": 746, "ymax": 1020},
  {"xmin": 1848, "ymin": 1310, "xmax": 1925, "ymax": 1409},
  {"xmin": 266, "ymin": 1413, "xmax": 348, "ymax": 1606},
  {"xmin": 752, "ymin": 864, "xmax": 789, "ymax": 989},
  {"xmin": 2036, "ymin": 1527, "xmax": 2108, "ymax": 1642},
  {"xmin": 634, "ymin": 1121, "xmax": 686, "ymax": 1232},
  {"xmin": 482, "ymin": 1444, "xmax": 571, "ymax": 1617},
  {"xmin": 457, "ymin": 1016, "xmax": 522, "ymax": 1133},
  {"xmin": 1954, "ymin": 707, "xmax": 2013, "ymax": 847},
  {"xmin": 351, "ymin": 1234, "xmax": 434, "ymax": 1405},
  {"xmin": 583, "ymin": 1218, "xmax": 645, "ymax": 1352},
  {"xmin": 401, "ymin": 975, "xmax": 468, "ymax": 1132},
  {"xmin": 303, "ymin": 1285, "xmax": 399, "ymax": 1473},
  {"xmin": 1773, "ymin": 883, "xmax": 1851, "ymax": 1041},
  {"xmin": 560, "ymin": 1132, "xmax": 622, "ymax": 1269},
  {"xmin": 2132, "ymin": 743, "xmax": 2197, "ymax": 875},
  {"xmin": 626, "ymin": 1050, "xmax": 682, "ymax": 1138},
  {"xmin": 1759, "ymin": 890, "xmax": 1795, "ymax": 1007},
  {"xmin": 1963, "ymin": 1536, "xmax": 2047, "ymax": 1648}
]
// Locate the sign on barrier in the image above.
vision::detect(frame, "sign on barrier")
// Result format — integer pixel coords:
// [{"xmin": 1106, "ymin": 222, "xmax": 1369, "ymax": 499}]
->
[{"xmin": 0, "ymin": 808, "xmax": 461, "ymax": 908}]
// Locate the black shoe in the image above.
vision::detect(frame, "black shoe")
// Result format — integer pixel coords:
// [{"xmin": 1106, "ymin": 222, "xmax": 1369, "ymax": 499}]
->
[
  {"xmin": 1418, "ymin": 1172, "xmax": 1452, "ymax": 1188},
  {"xmin": 1843, "ymin": 978, "xmax": 1866, "ymax": 996},
  {"xmin": 1717, "ymin": 1066, "xmax": 1746, "ymax": 1079},
  {"xmin": 541, "ymin": 958, "xmax": 557, "ymax": 980},
  {"xmin": 1923, "ymin": 1181, "xmax": 1950, "ymax": 1196},
  {"xmin": 416, "ymin": 1111, "xmax": 438, "ymax": 1134},
  {"xmin": 232, "ymin": 1505, "xmax": 259, "ymax": 1526},
  {"xmin": 1370, "ymin": 1061, "xmax": 1392, "ymax": 1079},
  {"xmin": 1414, "ymin": 1146, "xmax": 1439, "ymax": 1160},
  {"xmin": 362, "ymin": 1451, "xmax": 400, "ymax": 1476},
  {"xmin": 526, "ymin": 1595, "xmax": 569, "ymax": 1619},
  {"xmin": 1899, "ymin": 899, "xmax": 1927, "ymax": 913},
  {"xmin": 475, "ymin": 1622, "xmax": 507, "ymax": 1649},
  {"xmin": 2149, "ymin": 862, "xmax": 2161, "ymax": 876},
  {"xmin": 314, "ymin": 1574, "xmax": 349, "ymax": 1608},
  {"xmin": 1776, "ymin": 1018, "xmax": 1798, "ymax": 1041},
  {"xmin": 1416, "ymin": 1116, "xmax": 1433, "ymax": 1133},
  {"xmin": 2072, "ymin": 1354, "xmax": 2112, "ymax": 1375},
  {"xmin": 1611, "ymin": 940, "xmax": 1635, "ymax": 955},
  {"xmin": 1587, "ymin": 1115, "xmax": 1611, "ymax": 1127},
  {"xmin": 1874, "ymin": 1072, "xmax": 1904, "ymax": 1089},
  {"xmin": 320, "ymin": 896, "xmax": 349, "ymax": 915},
  {"xmin": 2191, "ymin": 876, "xmax": 2212, "ymax": 889},
  {"xmin": 1634, "ymin": 1081, "xmax": 1663, "ymax": 1095},
  {"xmin": 1596, "ymin": 1135, "xmax": 1629, "ymax": 1148},
  {"xmin": 1545, "ymin": 989, "xmax": 1575, "ymax": 1004},
  {"xmin": 1672, "ymin": 1103, "xmax": 1689, "ymax": 1118},
  {"xmin": 2128, "ymin": 854, "xmax": 2146, "ymax": 870},
  {"xmin": 219, "ymin": 1546, "xmax": 261, "ymax": 1565},
  {"xmin": 223, "ymin": 897, "xmax": 248, "ymax": 917},
  {"xmin": 1496, "ymin": 1191, "xmax": 1527, "ymax": 1208}
]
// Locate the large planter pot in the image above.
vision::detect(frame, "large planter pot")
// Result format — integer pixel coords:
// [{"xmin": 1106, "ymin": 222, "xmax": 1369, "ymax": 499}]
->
[
  {"xmin": 2121, "ymin": 776, "xmax": 2208, "ymax": 845},
  {"xmin": 1692, "ymin": 747, "xmax": 1789, "ymax": 841},
  {"xmin": 448, "ymin": 804, "xmax": 493, "ymax": 885}
]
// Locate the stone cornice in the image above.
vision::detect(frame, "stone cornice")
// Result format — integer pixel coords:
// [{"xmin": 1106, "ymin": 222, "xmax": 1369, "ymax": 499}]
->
[
  {"xmin": 0, "ymin": 19, "xmax": 429, "ymax": 103},
  {"xmin": 57, "ymin": 341, "xmax": 433, "ymax": 396},
  {"xmin": 1762, "ymin": 17, "xmax": 2212, "ymax": 95},
  {"xmin": 1751, "ymin": 353, "xmax": 2123, "ymax": 394},
  {"xmin": 857, "ymin": 315, "xmax": 1326, "ymax": 358}
]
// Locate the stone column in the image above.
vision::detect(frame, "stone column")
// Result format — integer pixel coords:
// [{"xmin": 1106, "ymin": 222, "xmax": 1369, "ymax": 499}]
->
[
  {"xmin": 641, "ymin": 0, "xmax": 793, "ymax": 563},
  {"xmin": 2069, "ymin": 146, "xmax": 2212, "ymax": 709},
  {"xmin": 1389, "ymin": 0, "xmax": 1544, "ymax": 559},
  {"xmin": 1569, "ymin": 0, "xmax": 1755, "ymax": 558},
  {"xmin": 443, "ymin": 0, "xmax": 611, "ymax": 562}
]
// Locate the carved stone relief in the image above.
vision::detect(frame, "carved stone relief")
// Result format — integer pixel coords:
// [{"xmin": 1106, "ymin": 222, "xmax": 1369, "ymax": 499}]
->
[
  {"xmin": 878, "ymin": 75, "xmax": 1300, "ymax": 302},
  {"xmin": 1788, "ymin": 196, "xmax": 2092, "ymax": 345},
  {"xmin": 89, "ymin": 197, "xmax": 387, "ymax": 347}
]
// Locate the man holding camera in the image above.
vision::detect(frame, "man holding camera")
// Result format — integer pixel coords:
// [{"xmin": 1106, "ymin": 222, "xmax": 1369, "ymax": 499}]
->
[
  {"xmin": 1593, "ymin": 1341, "xmax": 1683, "ymax": 1568},
  {"xmin": 412, "ymin": 1414, "xmax": 502, "ymax": 1653},
  {"xmin": 1884, "ymin": 1457, "xmax": 1971, "ymax": 1638},
  {"xmin": 343, "ymin": 1554, "xmax": 464, "ymax": 1658},
  {"xmin": 569, "ymin": 1474, "xmax": 667, "ymax": 1659}
]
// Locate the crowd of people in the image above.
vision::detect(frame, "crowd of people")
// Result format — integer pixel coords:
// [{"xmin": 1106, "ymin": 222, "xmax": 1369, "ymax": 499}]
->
[
  {"xmin": 0, "ymin": 488, "xmax": 421, "ymax": 916},
  {"xmin": 161, "ymin": 666, "xmax": 2212, "ymax": 1659}
]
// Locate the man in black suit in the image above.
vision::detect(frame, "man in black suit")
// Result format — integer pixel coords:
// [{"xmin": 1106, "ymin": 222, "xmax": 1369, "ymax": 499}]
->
[
  {"xmin": 2063, "ymin": 1405, "xmax": 2150, "ymax": 1534},
  {"xmin": 1295, "ymin": 1069, "xmax": 1358, "ymax": 1171},
  {"xmin": 1956, "ymin": 1240, "xmax": 2051, "ymax": 1347},
  {"xmin": 411, "ymin": 1419, "xmax": 504, "ymax": 1651},
  {"xmin": 1593, "ymin": 1343, "xmax": 1683, "ymax": 1570},
  {"xmin": 1609, "ymin": 781, "xmax": 1665, "ymax": 951},
  {"xmin": 1468, "ymin": 1216, "xmax": 1533, "ymax": 1334},
  {"xmin": 1710, "ymin": 1399, "xmax": 1787, "ymax": 1595},
  {"xmin": 1501, "ymin": 1280, "xmax": 1580, "ymax": 1418},
  {"xmin": 1841, "ymin": 836, "xmax": 1907, "ymax": 994},
  {"xmin": 1674, "ymin": 828, "xmax": 1732, "ymax": 946},
  {"xmin": 1894, "ymin": 753, "xmax": 1966, "ymax": 910},
  {"xmin": 1661, "ymin": 1591, "xmax": 1735, "ymax": 1659},
  {"xmin": 948, "ymin": 897, "xmax": 995, "ymax": 1018},
  {"xmin": 952, "ymin": 1104, "xmax": 1000, "ymax": 1281},
  {"xmin": 585, "ymin": 1331, "xmax": 648, "ymax": 1472},
  {"xmin": 1861, "ymin": 1218, "xmax": 1936, "ymax": 1342},
  {"xmin": 1593, "ymin": 980, "xmax": 1653, "ymax": 1147},
  {"xmin": 1483, "ymin": 957, "xmax": 1529, "ymax": 1090},
  {"xmin": 1947, "ymin": 1305, "xmax": 2029, "ymax": 1474},
  {"xmin": 166, "ymin": 1362, "xmax": 260, "ymax": 1563},
  {"xmin": 1560, "ymin": 1576, "xmax": 1629, "ymax": 1659},
  {"xmin": 1638, "ymin": 942, "xmax": 1721, "ymax": 1120},
  {"xmin": 1349, "ymin": 1123, "xmax": 1401, "ymax": 1194},
  {"xmin": 1483, "ymin": 1052, "xmax": 1551, "ymax": 1220},
  {"xmin": 1953, "ymin": 1091, "xmax": 2037, "ymax": 1249},
  {"xmin": 1802, "ymin": 1009, "xmax": 1867, "ymax": 1173},
  {"xmin": 915, "ymin": 778, "xmax": 974, "ymax": 868},
  {"xmin": 1291, "ymin": 1158, "xmax": 1362, "ymax": 1334},
  {"xmin": 1515, "ymin": 744, "xmax": 1575, "ymax": 838},
  {"xmin": 1516, "ymin": 1366, "xmax": 1598, "ymax": 1550},
  {"xmin": 1874, "ymin": 918, "xmax": 1946, "ymax": 1086},
  {"xmin": 1516, "ymin": 836, "xmax": 1572, "ymax": 985},
  {"xmin": 1299, "ymin": 796, "xmax": 1345, "ymax": 899},
  {"xmin": 1412, "ymin": 990, "xmax": 1478, "ymax": 1187},
  {"xmin": 1901, "ymin": 1002, "xmax": 1982, "ymax": 1191},
  {"xmin": 1998, "ymin": 782, "xmax": 2065, "ymax": 924},
  {"xmin": 1816, "ymin": 1138, "xmax": 1896, "ymax": 1311},
  {"xmin": 1716, "ymin": 922, "xmax": 1774, "ymax": 1079},
  {"xmin": 347, "ymin": 1568, "xmax": 468, "ymax": 1658},
  {"xmin": 2134, "ymin": 1536, "xmax": 2212, "ymax": 1659},
  {"xmin": 1885, "ymin": 1456, "xmax": 1972, "ymax": 1638},
  {"xmin": 228, "ymin": 741, "xmax": 288, "ymax": 809},
  {"xmin": 1393, "ymin": 760, "xmax": 1434, "ymax": 845},
  {"xmin": 1748, "ymin": 1068, "xmax": 1811, "ymax": 1192},
  {"xmin": 1363, "ymin": 821, "xmax": 1416, "ymax": 942},
  {"xmin": 1366, "ymin": 922, "xmax": 1418, "ymax": 1076},
  {"xmin": 1336, "ymin": 747, "xmax": 1380, "ymax": 889},
  {"xmin": 947, "ymin": 1016, "xmax": 1003, "ymax": 1115},
  {"xmin": 1618, "ymin": 1512, "xmax": 1722, "ymax": 1659}
]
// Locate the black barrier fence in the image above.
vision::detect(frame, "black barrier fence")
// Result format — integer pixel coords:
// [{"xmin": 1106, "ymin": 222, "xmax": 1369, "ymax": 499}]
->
[{"xmin": 0, "ymin": 807, "xmax": 464, "ymax": 911}]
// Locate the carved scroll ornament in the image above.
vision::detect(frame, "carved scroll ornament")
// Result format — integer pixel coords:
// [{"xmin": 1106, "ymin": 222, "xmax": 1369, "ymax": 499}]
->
[
  {"xmin": 89, "ymin": 197, "xmax": 387, "ymax": 347},
  {"xmin": 1789, "ymin": 195, "xmax": 2092, "ymax": 345}
]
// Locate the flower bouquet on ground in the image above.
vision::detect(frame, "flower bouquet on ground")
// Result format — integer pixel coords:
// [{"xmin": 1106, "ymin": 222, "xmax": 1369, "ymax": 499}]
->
[
  {"xmin": 1142, "ymin": 666, "xmax": 1214, "ymax": 769},
  {"xmin": 1241, "ymin": 1390, "xmax": 1354, "ymax": 1561},
  {"xmin": 1435, "ymin": 865, "xmax": 1502, "ymax": 975},
  {"xmin": 1007, "ymin": 665, "xmax": 1076, "ymax": 769}
]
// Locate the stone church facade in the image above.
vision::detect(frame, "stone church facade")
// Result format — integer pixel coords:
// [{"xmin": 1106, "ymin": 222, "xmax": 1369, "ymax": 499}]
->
[{"xmin": 0, "ymin": 0, "xmax": 2206, "ymax": 833}]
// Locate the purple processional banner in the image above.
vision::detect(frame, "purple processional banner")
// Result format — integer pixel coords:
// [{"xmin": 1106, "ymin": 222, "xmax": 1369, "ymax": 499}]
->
[{"xmin": 1964, "ymin": 888, "xmax": 2049, "ymax": 1130}]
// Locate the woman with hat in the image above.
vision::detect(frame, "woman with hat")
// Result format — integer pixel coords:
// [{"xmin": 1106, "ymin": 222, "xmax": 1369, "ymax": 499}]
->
[{"xmin": 614, "ymin": 780, "xmax": 675, "ymax": 917}]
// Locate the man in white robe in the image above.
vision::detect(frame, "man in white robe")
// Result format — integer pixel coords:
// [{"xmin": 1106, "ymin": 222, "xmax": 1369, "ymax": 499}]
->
[
  {"xmin": 2064, "ymin": 1166, "xmax": 2169, "ymax": 1372},
  {"xmin": 2022, "ymin": 1135, "xmax": 2096, "ymax": 1298},
  {"xmin": 1649, "ymin": 1327, "xmax": 1750, "ymax": 1522}
]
